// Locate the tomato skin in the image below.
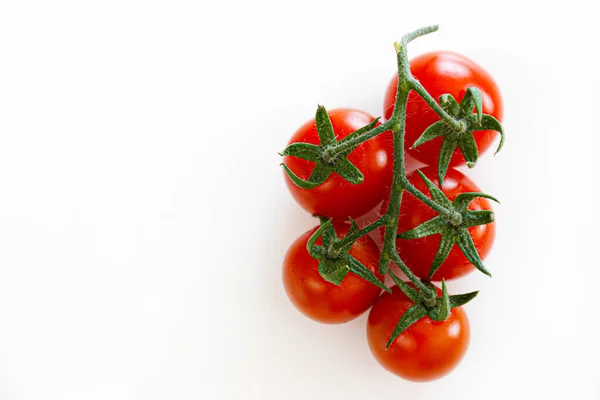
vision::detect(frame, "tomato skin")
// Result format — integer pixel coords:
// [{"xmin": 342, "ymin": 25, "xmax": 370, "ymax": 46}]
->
[
  {"xmin": 367, "ymin": 284, "xmax": 470, "ymax": 381},
  {"xmin": 282, "ymin": 223, "xmax": 383, "ymax": 324},
  {"xmin": 382, "ymin": 166, "xmax": 495, "ymax": 281},
  {"xmin": 283, "ymin": 108, "xmax": 393, "ymax": 220},
  {"xmin": 383, "ymin": 51, "xmax": 503, "ymax": 166}
]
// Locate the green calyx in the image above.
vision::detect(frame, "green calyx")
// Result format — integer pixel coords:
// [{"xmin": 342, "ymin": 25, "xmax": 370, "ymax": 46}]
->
[
  {"xmin": 385, "ymin": 271, "xmax": 478, "ymax": 348},
  {"xmin": 411, "ymin": 88, "xmax": 505, "ymax": 184},
  {"xmin": 306, "ymin": 217, "xmax": 390, "ymax": 292},
  {"xmin": 281, "ymin": 105, "xmax": 379, "ymax": 189},
  {"xmin": 397, "ymin": 170, "xmax": 499, "ymax": 278}
]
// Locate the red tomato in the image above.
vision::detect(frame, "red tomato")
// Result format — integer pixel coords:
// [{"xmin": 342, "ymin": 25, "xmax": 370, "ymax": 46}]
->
[
  {"xmin": 383, "ymin": 51, "xmax": 503, "ymax": 166},
  {"xmin": 282, "ymin": 222, "xmax": 383, "ymax": 324},
  {"xmin": 367, "ymin": 284, "xmax": 470, "ymax": 381},
  {"xmin": 283, "ymin": 108, "xmax": 393, "ymax": 220},
  {"xmin": 382, "ymin": 166, "xmax": 495, "ymax": 281}
]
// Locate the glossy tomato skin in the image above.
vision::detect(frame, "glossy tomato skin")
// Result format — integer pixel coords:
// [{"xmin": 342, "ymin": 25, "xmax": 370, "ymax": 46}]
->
[
  {"xmin": 367, "ymin": 285, "xmax": 470, "ymax": 381},
  {"xmin": 384, "ymin": 52, "xmax": 503, "ymax": 166},
  {"xmin": 382, "ymin": 166, "xmax": 495, "ymax": 281},
  {"xmin": 283, "ymin": 109, "xmax": 393, "ymax": 220},
  {"xmin": 283, "ymin": 223, "xmax": 383, "ymax": 324}
]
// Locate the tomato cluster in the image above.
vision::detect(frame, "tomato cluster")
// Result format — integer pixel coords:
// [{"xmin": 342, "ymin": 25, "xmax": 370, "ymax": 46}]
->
[{"xmin": 281, "ymin": 45, "xmax": 502, "ymax": 382}]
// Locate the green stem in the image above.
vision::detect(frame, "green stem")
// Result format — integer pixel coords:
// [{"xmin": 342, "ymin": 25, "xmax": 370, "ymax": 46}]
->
[
  {"xmin": 404, "ymin": 181, "xmax": 462, "ymax": 225},
  {"xmin": 306, "ymin": 25, "xmax": 468, "ymax": 302},
  {"xmin": 399, "ymin": 25, "xmax": 440, "ymax": 47},
  {"xmin": 324, "ymin": 124, "xmax": 389, "ymax": 160},
  {"xmin": 379, "ymin": 86, "xmax": 434, "ymax": 297},
  {"xmin": 331, "ymin": 217, "xmax": 387, "ymax": 252},
  {"xmin": 320, "ymin": 28, "xmax": 462, "ymax": 163},
  {"xmin": 409, "ymin": 79, "xmax": 465, "ymax": 132},
  {"xmin": 389, "ymin": 252, "xmax": 434, "ymax": 296},
  {"xmin": 376, "ymin": 25, "xmax": 462, "ymax": 298}
]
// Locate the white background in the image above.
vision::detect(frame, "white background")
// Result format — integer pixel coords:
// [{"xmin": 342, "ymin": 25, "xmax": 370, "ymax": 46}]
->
[{"xmin": 1, "ymin": 1, "xmax": 599, "ymax": 399}]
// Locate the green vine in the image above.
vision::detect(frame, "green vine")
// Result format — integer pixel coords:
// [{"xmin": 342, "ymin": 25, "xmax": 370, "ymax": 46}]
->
[{"xmin": 280, "ymin": 25, "xmax": 503, "ymax": 341}]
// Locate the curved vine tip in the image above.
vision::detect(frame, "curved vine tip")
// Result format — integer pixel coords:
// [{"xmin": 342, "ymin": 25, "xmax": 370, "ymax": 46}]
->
[{"xmin": 399, "ymin": 25, "xmax": 439, "ymax": 48}]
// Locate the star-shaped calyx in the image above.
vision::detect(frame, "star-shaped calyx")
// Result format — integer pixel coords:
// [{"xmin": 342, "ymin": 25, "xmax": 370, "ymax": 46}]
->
[
  {"xmin": 411, "ymin": 87, "xmax": 505, "ymax": 184},
  {"xmin": 280, "ymin": 105, "xmax": 378, "ymax": 188},
  {"xmin": 384, "ymin": 271, "xmax": 478, "ymax": 348},
  {"xmin": 397, "ymin": 170, "xmax": 499, "ymax": 279},
  {"xmin": 306, "ymin": 217, "xmax": 389, "ymax": 292}
]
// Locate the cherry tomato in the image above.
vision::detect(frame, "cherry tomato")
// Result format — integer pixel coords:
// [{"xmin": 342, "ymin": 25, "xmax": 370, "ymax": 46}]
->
[
  {"xmin": 383, "ymin": 51, "xmax": 503, "ymax": 166},
  {"xmin": 283, "ymin": 222, "xmax": 383, "ymax": 324},
  {"xmin": 382, "ymin": 166, "xmax": 495, "ymax": 281},
  {"xmin": 283, "ymin": 108, "xmax": 393, "ymax": 220},
  {"xmin": 367, "ymin": 284, "xmax": 470, "ymax": 381}
]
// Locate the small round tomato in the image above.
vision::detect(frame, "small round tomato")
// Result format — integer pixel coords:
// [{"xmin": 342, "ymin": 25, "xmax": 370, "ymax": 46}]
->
[
  {"xmin": 383, "ymin": 51, "xmax": 503, "ymax": 166},
  {"xmin": 283, "ymin": 222, "xmax": 383, "ymax": 324},
  {"xmin": 367, "ymin": 284, "xmax": 470, "ymax": 381},
  {"xmin": 382, "ymin": 166, "xmax": 495, "ymax": 281},
  {"xmin": 283, "ymin": 108, "xmax": 393, "ymax": 220}
]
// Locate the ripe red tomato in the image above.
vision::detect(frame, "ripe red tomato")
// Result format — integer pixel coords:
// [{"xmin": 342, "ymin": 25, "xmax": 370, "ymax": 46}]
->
[
  {"xmin": 283, "ymin": 222, "xmax": 383, "ymax": 324},
  {"xmin": 382, "ymin": 166, "xmax": 495, "ymax": 281},
  {"xmin": 383, "ymin": 51, "xmax": 503, "ymax": 166},
  {"xmin": 367, "ymin": 284, "xmax": 470, "ymax": 381},
  {"xmin": 283, "ymin": 108, "xmax": 393, "ymax": 220}
]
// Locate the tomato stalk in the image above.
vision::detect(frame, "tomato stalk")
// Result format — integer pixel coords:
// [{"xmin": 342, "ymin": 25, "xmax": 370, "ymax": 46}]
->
[
  {"xmin": 281, "ymin": 24, "xmax": 504, "ymax": 338},
  {"xmin": 331, "ymin": 26, "xmax": 465, "ymax": 298}
]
